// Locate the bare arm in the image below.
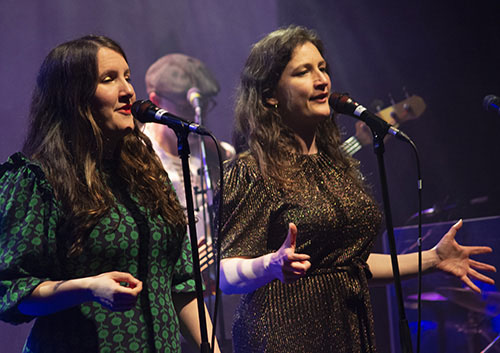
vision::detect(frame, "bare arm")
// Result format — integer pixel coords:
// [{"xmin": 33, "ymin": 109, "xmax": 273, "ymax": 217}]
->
[
  {"xmin": 367, "ymin": 220, "xmax": 496, "ymax": 292},
  {"xmin": 172, "ymin": 292, "xmax": 220, "ymax": 353},
  {"xmin": 18, "ymin": 271, "xmax": 142, "ymax": 316},
  {"xmin": 220, "ymin": 223, "xmax": 311, "ymax": 294},
  {"xmin": 367, "ymin": 251, "xmax": 440, "ymax": 285}
]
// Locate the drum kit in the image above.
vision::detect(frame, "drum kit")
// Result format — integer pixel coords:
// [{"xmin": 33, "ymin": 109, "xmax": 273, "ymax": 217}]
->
[{"xmin": 406, "ymin": 287, "xmax": 500, "ymax": 352}]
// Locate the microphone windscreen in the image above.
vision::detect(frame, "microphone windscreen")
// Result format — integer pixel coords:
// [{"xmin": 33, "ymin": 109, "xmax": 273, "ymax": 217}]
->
[
  {"xmin": 329, "ymin": 92, "xmax": 356, "ymax": 115},
  {"xmin": 187, "ymin": 87, "xmax": 201, "ymax": 104},
  {"xmin": 132, "ymin": 100, "xmax": 153, "ymax": 123},
  {"xmin": 483, "ymin": 94, "xmax": 500, "ymax": 114}
]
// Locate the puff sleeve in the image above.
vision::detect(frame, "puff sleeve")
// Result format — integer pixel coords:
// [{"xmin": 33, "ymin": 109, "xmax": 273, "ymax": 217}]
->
[
  {"xmin": 0, "ymin": 153, "xmax": 62, "ymax": 324},
  {"xmin": 215, "ymin": 156, "xmax": 276, "ymax": 259}
]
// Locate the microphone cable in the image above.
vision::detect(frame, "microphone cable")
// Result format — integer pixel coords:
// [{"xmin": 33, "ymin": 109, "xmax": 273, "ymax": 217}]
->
[
  {"xmin": 204, "ymin": 131, "xmax": 225, "ymax": 353},
  {"xmin": 405, "ymin": 138, "xmax": 423, "ymax": 353}
]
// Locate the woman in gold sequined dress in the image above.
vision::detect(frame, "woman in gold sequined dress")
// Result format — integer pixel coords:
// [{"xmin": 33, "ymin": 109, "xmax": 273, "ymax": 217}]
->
[{"xmin": 217, "ymin": 25, "xmax": 495, "ymax": 353}]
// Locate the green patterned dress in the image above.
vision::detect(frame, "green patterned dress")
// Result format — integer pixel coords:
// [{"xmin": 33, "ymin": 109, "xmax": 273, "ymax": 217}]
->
[
  {"xmin": 0, "ymin": 153, "xmax": 197, "ymax": 353},
  {"xmin": 219, "ymin": 152, "xmax": 383, "ymax": 353}
]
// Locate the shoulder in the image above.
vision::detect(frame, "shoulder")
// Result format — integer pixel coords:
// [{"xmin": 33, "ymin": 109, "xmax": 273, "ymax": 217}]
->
[
  {"xmin": 221, "ymin": 152, "xmax": 268, "ymax": 193},
  {"xmin": 1, "ymin": 152, "xmax": 44, "ymax": 177},
  {"xmin": 0, "ymin": 152, "xmax": 54, "ymax": 201},
  {"xmin": 223, "ymin": 152, "xmax": 261, "ymax": 180}
]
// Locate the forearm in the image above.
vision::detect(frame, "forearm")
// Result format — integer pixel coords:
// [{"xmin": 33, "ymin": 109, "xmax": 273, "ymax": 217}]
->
[
  {"xmin": 220, "ymin": 254, "xmax": 275, "ymax": 294},
  {"xmin": 367, "ymin": 250, "xmax": 440, "ymax": 286},
  {"xmin": 18, "ymin": 278, "xmax": 92, "ymax": 316},
  {"xmin": 172, "ymin": 293, "xmax": 220, "ymax": 353}
]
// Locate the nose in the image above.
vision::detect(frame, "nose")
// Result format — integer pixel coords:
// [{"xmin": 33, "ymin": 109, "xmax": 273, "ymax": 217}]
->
[
  {"xmin": 119, "ymin": 78, "xmax": 135, "ymax": 100},
  {"xmin": 314, "ymin": 69, "xmax": 329, "ymax": 89}
]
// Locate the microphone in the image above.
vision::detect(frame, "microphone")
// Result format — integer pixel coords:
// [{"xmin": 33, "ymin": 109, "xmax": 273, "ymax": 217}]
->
[
  {"xmin": 187, "ymin": 87, "xmax": 202, "ymax": 117},
  {"xmin": 132, "ymin": 100, "xmax": 210, "ymax": 135},
  {"xmin": 483, "ymin": 95, "xmax": 500, "ymax": 115},
  {"xmin": 329, "ymin": 92, "xmax": 410, "ymax": 143}
]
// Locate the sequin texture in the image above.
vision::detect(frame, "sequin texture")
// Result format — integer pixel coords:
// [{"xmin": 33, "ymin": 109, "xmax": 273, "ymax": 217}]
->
[{"xmin": 218, "ymin": 151, "xmax": 382, "ymax": 353}]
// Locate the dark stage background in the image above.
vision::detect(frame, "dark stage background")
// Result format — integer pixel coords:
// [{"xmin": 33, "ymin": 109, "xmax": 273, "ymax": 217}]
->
[{"xmin": 1, "ymin": 0, "xmax": 500, "ymax": 352}]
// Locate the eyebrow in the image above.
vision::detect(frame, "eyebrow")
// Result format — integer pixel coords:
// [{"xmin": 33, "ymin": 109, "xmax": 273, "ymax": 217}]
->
[
  {"xmin": 292, "ymin": 59, "xmax": 327, "ymax": 70},
  {"xmin": 99, "ymin": 67, "xmax": 131, "ymax": 76}
]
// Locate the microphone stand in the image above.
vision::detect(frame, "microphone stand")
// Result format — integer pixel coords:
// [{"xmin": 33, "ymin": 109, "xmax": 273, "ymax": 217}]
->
[
  {"xmin": 371, "ymin": 130, "xmax": 413, "ymax": 353},
  {"xmin": 174, "ymin": 125, "xmax": 211, "ymax": 353},
  {"xmin": 193, "ymin": 107, "xmax": 215, "ymax": 306},
  {"xmin": 194, "ymin": 113, "xmax": 230, "ymax": 350}
]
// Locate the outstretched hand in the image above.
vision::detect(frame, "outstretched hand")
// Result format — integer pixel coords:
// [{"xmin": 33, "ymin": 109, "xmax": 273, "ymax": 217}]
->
[
  {"xmin": 435, "ymin": 219, "xmax": 496, "ymax": 293},
  {"xmin": 269, "ymin": 223, "xmax": 311, "ymax": 283},
  {"xmin": 90, "ymin": 271, "xmax": 143, "ymax": 311}
]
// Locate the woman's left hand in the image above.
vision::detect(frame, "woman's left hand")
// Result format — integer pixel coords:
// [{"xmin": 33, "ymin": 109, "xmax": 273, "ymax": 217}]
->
[{"xmin": 434, "ymin": 219, "xmax": 496, "ymax": 293}]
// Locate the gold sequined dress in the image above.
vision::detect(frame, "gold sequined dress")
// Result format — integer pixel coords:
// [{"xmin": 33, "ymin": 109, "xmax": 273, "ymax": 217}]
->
[{"xmin": 219, "ymin": 151, "xmax": 382, "ymax": 353}]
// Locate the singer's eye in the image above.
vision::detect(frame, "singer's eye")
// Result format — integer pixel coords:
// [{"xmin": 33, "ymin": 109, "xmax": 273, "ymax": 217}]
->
[
  {"xmin": 101, "ymin": 76, "xmax": 113, "ymax": 83},
  {"xmin": 294, "ymin": 70, "xmax": 308, "ymax": 77}
]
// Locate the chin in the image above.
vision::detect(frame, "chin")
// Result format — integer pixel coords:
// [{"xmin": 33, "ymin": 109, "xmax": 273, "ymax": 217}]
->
[
  {"xmin": 122, "ymin": 126, "xmax": 135, "ymax": 136},
  {"xmin": 313, "ymin": 113, "xmax": 330, "ymax": 122},
  {"xmin": 113, "ymin": 125, "xmax": 135, "ymax": 139}
]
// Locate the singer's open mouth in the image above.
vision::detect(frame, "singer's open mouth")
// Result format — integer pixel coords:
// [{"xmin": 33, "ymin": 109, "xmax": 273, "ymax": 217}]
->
[{"xmin": 311, "ymin": 93, "xmax": 328, "ymax": 101}]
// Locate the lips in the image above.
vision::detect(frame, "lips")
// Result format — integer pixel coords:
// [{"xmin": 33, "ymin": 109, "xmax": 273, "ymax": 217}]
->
[
  {"xmin": 311, "ymin": 93, "xmax": 329, "ymax": 102},
  {"xmin": 117, "ymin": 104, "xmax": 132, "ymax": 114}
]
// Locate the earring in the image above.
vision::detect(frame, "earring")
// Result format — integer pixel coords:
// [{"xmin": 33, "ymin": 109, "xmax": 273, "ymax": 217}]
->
[{"xmin": 274, "ymin": 103, "xmax": 278, "ymax": 109}]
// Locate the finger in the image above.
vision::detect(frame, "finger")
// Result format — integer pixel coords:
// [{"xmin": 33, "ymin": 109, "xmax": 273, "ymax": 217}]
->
[
  {"xmin": 461, "ymin": 275, "xmax": 481, "ymax": 293},
  {"xmin": 451, "ymin": 219, "xmax": 463, "ymax": 232},
  {"xmin": 113, "ymin": 280, "xmax": 143, "ymax": 294},
  {"xmin": 130, "ymin": 282, "xmax": 143, "ymax": 294},
  {"xmin": 283, "ymin": 268, "xmax": 307, "ymax": 277},
  {"xmin": 286, "ymin": 253, "xmax": 311, "ymax": 261},
  {"xmin": 109, "ymin": 271, "xmax": 141, "ymax": 285},
  {"xmin": 442, "ymin": 219, "xmax": 463, "ymax": 241},
  {"xmin": 469, "ymin": 259, "xmax": 497, "ymax": 272},
  {"xmin": 284, "ymin": 260, "xmax": 311, "ymax": 273},
  {"xmin": 283, "ymin": 223, "xmax": 297, "ymax": 251},
  {"xmin": 133, "ymin": 281, "xmax": 143, "ymax": 292},
  {"xmin": 468, "ymin": 246, "xmax": 493, "ymax": 256},
  {"xmin": 468, "ymin": 268, "xmax": 495, "ymax": 285}
]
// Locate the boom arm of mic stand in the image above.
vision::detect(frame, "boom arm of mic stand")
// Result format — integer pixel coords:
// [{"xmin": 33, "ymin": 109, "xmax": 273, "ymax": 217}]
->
[
  {"xmin": 371, "ymin": 131, "xmax": 414, "ymax": 353},
  {"xmin": 175, "ymin": 126, "xmax": 211, "ymax": 353}
]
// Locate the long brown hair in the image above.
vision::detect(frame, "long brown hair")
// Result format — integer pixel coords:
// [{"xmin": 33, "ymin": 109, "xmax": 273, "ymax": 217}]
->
[
  {"xmin": 233, "ymin": 25, "xmax": 362, "ymax": 187},
  {"xmin": 23, "ymin": 35, "xmax": 186, "ymax": 254}
]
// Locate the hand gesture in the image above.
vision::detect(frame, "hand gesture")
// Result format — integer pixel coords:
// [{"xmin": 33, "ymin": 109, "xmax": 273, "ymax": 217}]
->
[
  {"xmin": 435, "ymin": 219, "xmax": 496, "ymax": 293},
  {"xmin": 89, "ymin": 271, "xmax": 143, "ymax": 311},
  {"xmin": 269, "ymin": 223, "xmax": 311, "ymax": 283}
]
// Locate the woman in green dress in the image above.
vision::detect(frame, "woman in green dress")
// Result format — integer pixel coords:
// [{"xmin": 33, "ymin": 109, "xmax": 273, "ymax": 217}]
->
[
  {"xmin": 0, "ymin": 35, "xmax": 217, "ymax": 353},
  {"xmin": 218, "ymin": 25, "xmax": 496, "ymax": 352}
]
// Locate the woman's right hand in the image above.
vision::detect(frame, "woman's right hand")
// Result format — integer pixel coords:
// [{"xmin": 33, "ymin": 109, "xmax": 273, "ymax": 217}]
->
[
  {"xmin": 89, "ymin": 271, "xmax": 143, "ymax": 311},
  {"xmin": 220, "ymin": 223, "xmax": 311, "ymax": 294},
  {"xmin": 269, "ymin": 223, "xmax": 311, "ymax": 283}
]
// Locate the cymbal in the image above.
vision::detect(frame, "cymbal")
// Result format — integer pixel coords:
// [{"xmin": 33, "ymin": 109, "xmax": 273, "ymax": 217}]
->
[
  {"xmin": 404, "ymin": 292, "xmax": 448, "ymax": 310},
  {"xmin": 436, "ymin": 287, "xmax": 500, "ymax": 316},
  {"xmin": 406, "ymin": 292, "xmax": 448, "ymax": 302}
]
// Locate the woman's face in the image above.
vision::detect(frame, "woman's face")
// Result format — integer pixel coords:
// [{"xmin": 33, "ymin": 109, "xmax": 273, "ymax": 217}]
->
[
  {"xmin": 270, "ymin": 41, "xmax": 331, "ymax": 132},
  {"xmin": 92, "ymin": 47, "xmax": 136, "ymax": 139}
]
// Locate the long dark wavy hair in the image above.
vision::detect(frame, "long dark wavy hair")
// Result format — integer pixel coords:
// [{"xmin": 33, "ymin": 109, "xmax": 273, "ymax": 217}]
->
[
  {"xmin": 233, "ymin": 25, "xmax": 362, "ymax": 187},
  {"xmin": 23, "ymin": 35, "xmax": 186, "ymax": 255}
]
